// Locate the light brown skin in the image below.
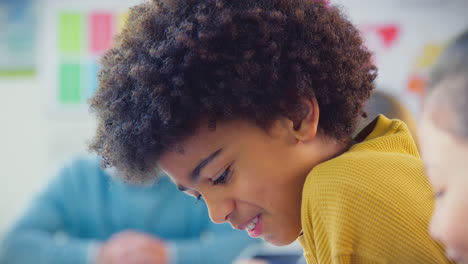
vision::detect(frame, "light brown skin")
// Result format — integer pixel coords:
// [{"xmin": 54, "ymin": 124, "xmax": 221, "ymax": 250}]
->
[
  {"xmin": 97, "ymin": 231, "xmax": 168, "ymax": 264},
  {"xmin": 159, "ymin": 98, "xmax": 351, "ymax": 246},
  {"xmin": 420, "ymin": 88, "xmax": 468, "ymax": 264}
]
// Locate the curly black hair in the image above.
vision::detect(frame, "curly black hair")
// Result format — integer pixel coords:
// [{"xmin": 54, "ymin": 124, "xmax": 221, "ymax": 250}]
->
[{"xmin": 89, "ymin": 0, "xmax": 377, "ymax": 183}]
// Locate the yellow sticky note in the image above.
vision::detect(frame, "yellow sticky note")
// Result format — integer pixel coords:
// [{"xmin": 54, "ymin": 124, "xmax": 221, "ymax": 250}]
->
[{"xmin": 117, "ymin": 12, "xmax": 129, "ymax": 34}]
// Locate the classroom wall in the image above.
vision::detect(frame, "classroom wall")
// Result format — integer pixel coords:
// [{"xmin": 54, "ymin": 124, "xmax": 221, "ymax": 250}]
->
[
  {"xmin": 334, "ymin": 0, "xmax": 468, "ymax": 115},
  {"xmin": 0, "ymin": 77, "xmax": 95, "ymax": 235}
]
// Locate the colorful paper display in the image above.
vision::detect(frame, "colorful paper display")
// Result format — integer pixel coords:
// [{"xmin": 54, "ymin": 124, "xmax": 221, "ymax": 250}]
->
[
  {"xmin": 90, "ymin": 12, "xmax": 114, "ymax": 54},
  {"xmin": 45, "ymin": 0, "xmax": 468, "ymax": 116},
  {"xmin": 57, "ymin": 10, "xmax": 125, "ymax": 105},
  {"xmin": 59, "ymin": 12, "xmax": 84, "ymax": 54},
  {"xmin": 59, "ymin": 63, "xmax": 81, "ymax": 103}
]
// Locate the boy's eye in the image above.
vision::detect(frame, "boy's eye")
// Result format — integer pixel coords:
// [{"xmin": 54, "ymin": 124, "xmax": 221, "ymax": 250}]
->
[{"xmin": 213, "ymin": 165, "xmax": 232, "ymax": 185}]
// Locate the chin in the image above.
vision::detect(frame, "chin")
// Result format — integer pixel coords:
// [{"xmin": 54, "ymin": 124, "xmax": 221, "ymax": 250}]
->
[{"xmin": 265, "ymin": 233, "xmax": 297, "ymax": 246}]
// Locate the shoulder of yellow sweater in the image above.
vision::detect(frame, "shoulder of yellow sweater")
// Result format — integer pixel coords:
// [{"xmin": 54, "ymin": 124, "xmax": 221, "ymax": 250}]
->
[
  {"xmin": 354, "ymin": 116, "xmax": 419, "ymax": 157},
  {"xmin": 303, "ymin": 148, "xmax": 425, "ymax": 198}
]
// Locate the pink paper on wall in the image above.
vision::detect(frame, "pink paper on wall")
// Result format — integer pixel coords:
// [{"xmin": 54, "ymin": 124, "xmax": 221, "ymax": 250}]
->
[
  {"xmin": 361, "ymin": 23, "xmax": 401, "ymax": 50},
  {"xmin": 90, "ymin": 12, "xmax": 114, "ymax": 54},
  {"xmin": 376, "ymin": 25, "xmax": 400, "ymax": 49}
]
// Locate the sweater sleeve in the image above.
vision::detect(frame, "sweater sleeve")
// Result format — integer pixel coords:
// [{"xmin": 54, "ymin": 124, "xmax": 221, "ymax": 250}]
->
[
  {"xmin": 0, "ymin": 161, "xmax": 102, "ymax": 264},
  {"xmin": 301, "ymin": 155, "xmax": 451, "ymax": 264}
]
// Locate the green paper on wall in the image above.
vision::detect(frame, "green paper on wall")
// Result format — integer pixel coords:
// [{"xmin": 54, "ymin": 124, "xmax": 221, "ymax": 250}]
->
[{"xmin": 59, "ymin": 63, "xmax": 81, "ymax": 103}]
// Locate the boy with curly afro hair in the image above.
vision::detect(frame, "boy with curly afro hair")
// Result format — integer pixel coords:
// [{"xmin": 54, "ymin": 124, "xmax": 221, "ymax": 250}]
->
[{"xmin": 89, "ymin": 0, "xmax": 452, "ymax": 262}]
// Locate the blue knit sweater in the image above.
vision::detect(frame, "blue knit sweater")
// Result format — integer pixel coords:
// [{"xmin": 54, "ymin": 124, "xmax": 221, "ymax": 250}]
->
[{"xmin": 0, "ymin": 157, "xmax": 258, "ymax": 264}]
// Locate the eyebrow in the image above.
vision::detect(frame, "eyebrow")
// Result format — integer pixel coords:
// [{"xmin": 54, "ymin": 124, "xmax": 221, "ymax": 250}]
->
[
  {"xmin": 175, "ymin": 148, "xmax": 224, "ymax": 192},
  {"xmin": 190, "ymin": 148, "xmax": 224, "ymax": 182}
]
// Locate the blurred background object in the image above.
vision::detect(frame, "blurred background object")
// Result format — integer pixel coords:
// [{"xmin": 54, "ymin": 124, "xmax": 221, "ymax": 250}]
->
[
  {"xmin": 40, "ymin": 0, "xmax": 139, "ymax": 117},
  {"xmin": 356, "ymin": 90, "xmax": 419, "ymax": 147},
  {"xmin": 333, "ymin": 0, "xmax": 468, "ymax": 114},
  {"xmin": 0, "ymin": 0, "xmax": 468, "ymax": 260},
  {"xmin": 0, "ymin": 0, "xmax": 140, "ymax": 238},
  {"xmin": 234, "ymin": 241, "xmax": 304, "ymax": 264},
  {"xmin": 0, "ymin": 156, "xmax": 258, "ymax": 264},
  {"xmin": 0, "ymin": 0, "xmax": 36, "ymax": 76}
]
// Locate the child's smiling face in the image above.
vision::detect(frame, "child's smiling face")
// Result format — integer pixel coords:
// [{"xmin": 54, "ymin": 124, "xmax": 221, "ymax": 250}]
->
[
  {"xmin": 158, "ymin": 119, "xmax": 311, "ymax": 246},
  {"xmin": 158, "ymin": 101, "xmax": 349, "ymax": 246}
]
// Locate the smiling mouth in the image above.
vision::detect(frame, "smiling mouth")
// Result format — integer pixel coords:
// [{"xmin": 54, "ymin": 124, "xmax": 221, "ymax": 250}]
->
[
  {"xmin": 236, "ymin": 215, "xmax": 258, "ymax": 230},
  {"xmin": 244, "ymin": 216, "xmax": 259, "ymax": 231},
  {"xmin": 235, "ymin": 214, "xmax": 263, "ymax": 238}
]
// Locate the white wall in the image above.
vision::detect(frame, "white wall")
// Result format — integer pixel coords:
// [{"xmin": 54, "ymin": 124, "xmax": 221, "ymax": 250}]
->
[
  {"xmin": 0, "ymin": 0, "xmax": 135, "ymax": 237},
  {"xmin": 0, "ymin": 77, "xmax": 95, "ymax": 236},
  {"xmin": 334, "ymin": 0, "xmax": 468, "ymax": 115}
]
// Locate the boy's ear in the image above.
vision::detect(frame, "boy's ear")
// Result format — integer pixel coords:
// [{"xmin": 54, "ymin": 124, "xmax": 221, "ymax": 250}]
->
[{"xmin": 290, "ymin": 97, "xmax": 320, "ymax": 142}]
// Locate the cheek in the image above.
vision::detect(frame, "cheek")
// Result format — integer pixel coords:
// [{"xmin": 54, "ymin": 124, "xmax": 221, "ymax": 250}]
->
[
  {"xmin": 233, "ymin": 170, "xmax": 268, "ymax": 205},
  {"xmin": 232, "ymin": 146, "xmax": 302, "ymax": 210},
  {"xmin": 231, "ymin": 164, "xmax": 285, "ymax": 212},
  {"xmin": 430, "ymin": 201, "xmax": 446, "ymax": 241},
  {"xmin": 431, "ymin": 194, "xmax": 468, "ymax": 249}
]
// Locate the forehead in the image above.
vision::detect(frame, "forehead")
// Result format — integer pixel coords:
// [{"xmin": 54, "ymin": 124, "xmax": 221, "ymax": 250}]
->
[
  {"xmin": 419, "ymin": 109, "xmax": 468, "ymax": 171},
  {"xmin": 159, "ymin": 124, "xmax": 224, "ymax": 171},
  {"xmin": 423, "ymin": 81, "xmax": 466, "ymax": 136},
  {"xmin": 158, "ymin": 120, "xmax": 258, "ymax": 179},
  {"xmin": 420, "ymin": 113, "xmax": 454, "ymax": 157}
]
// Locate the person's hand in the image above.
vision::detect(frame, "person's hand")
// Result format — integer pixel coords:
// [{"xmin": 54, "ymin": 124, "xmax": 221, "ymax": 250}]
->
[{"xmin": 96, "ymin": 230, "xmax": 168, "ymax": 264}]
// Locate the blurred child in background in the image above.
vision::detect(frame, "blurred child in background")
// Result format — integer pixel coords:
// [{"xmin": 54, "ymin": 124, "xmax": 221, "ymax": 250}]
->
[
  {"xmin": 0, "ymin": 156, "xmax": 258, "ymax": 264},
  {"xmin": 356, "ymin": 89, "xmax": 419, "ymax": 145},
  {"xmin": 419, "ymin": 29, "xmax": 468, "ymax": 263}
]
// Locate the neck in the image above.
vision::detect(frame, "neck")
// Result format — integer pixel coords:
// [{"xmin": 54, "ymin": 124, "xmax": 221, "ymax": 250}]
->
[
  {"xmin": 301, "ymin": 134, "xmax": 353, "ymax": 175},
  {"xmin": 318, "ymin": 134, "xmax": 353, "ymax": 161}
]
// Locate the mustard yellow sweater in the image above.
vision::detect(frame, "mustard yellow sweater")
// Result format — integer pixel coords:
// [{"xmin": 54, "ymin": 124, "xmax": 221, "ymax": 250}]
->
[{"xmin": 299, "ymin": 115, "xmax": 452, "ymax": 264}]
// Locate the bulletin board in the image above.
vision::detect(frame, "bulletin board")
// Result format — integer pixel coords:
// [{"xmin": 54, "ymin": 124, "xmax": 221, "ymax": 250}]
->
[{"xmin": 40, "ymin": 0, "xmax": 139, "ymax": 117}]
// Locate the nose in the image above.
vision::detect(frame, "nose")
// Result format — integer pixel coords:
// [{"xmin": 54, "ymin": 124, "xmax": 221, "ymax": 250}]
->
[{"xmin": 203, "ymin": 192, "xmax": 235, "ymax": 224}]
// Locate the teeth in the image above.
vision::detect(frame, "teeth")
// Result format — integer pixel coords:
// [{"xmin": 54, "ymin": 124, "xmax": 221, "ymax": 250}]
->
[{"xmin": 245, "ymin": 216, "xmax": 258, "ymax": 231}]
